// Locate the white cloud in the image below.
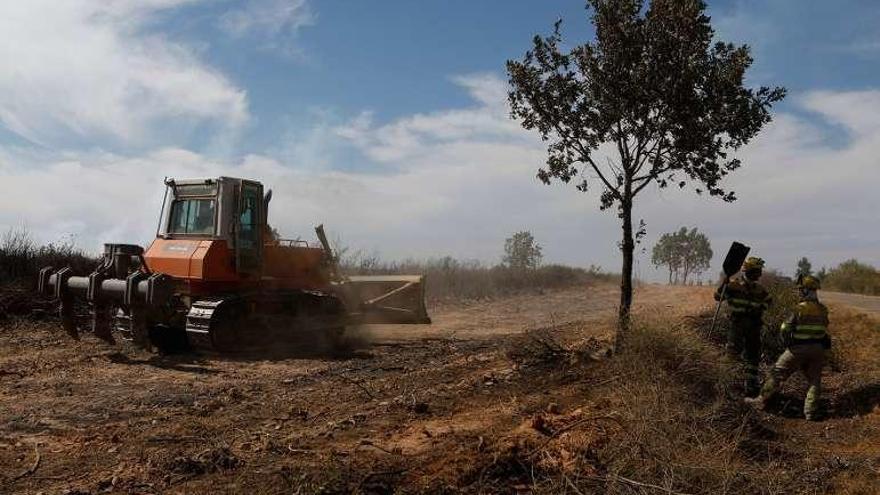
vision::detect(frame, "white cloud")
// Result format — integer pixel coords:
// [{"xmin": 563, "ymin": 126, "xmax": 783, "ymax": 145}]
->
[
  {"xmin": 0, "ymin": 147, "xmax": 449, "ymax": 254},
  {"xmin": 0, "ymin": 0, "xmax": 248, "ymax": 147},
  {"xmin": 844, "ymin": 39, "xmax": 880, "ymax": 55},
  {"xmin": 634, "ymin": 89, "xmax": 880, "ymax": 277},
  {"xmin": 2, "ymin": 73, "xmax": 880, "ymax": 279},
  {"xmin": 219, "ymin": 0, "xmax": 314, "ymax": 55},
  {"xmin": 334, "ymin": 73, "xmax": 527, "ymax": 163},
  {"xmin": 335, "ymin": 75, "xmax": 880, "ymax": 275}
]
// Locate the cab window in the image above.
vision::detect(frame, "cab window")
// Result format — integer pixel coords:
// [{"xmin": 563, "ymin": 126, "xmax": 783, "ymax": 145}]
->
[
  {"xmin": 237, "ymin": 184, "xmax": 261, "ymax": 271},
  {"xmin": 168, "ymin": 199, "xmax": 215, "ymax": 235}
]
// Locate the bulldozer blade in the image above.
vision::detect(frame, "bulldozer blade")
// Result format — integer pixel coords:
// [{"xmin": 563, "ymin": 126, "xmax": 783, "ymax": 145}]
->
[{"xmin": 339, "ymin": 275, "xmax": 431, "ymax": 325}]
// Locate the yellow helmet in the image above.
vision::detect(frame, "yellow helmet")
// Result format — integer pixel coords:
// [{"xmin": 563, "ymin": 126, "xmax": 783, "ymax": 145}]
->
[
  {"xmin": 798, "ymin": 275, "xmax": 821, "ymax": 290},
  {"xmin": 742, "ymin": 257, "xmax": 765, "ymax": 271}
]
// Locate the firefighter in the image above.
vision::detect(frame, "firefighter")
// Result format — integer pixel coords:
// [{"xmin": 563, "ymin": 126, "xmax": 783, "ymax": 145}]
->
[
  {"xmin": 746, "ymin": 275, "xmax": 830, "ymax": 420},
  {"xmin": 715, "ymin": 256, "xmax": 771, "ymax": 396}
]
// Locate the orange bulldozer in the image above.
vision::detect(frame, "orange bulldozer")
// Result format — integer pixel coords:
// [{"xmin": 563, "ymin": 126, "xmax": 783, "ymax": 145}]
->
[{"xmin": 37, "ymin": 177, "xmax": 430, "ymax": 353}]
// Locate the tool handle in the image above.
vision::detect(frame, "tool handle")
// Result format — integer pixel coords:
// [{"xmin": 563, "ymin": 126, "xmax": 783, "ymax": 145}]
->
[{"xmin": 709, "ymin": 283, "xmax": 728, "ymax": 336}]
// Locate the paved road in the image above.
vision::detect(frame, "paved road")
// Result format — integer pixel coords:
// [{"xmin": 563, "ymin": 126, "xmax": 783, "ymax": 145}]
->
[{"xmin": 823, "ymin": 291, "xmax": 880, "ymax": 316}]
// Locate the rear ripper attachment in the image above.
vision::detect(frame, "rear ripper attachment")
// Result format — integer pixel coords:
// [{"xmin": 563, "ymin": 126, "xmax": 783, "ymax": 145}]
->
[{"xmin": 38, "ymin": 244, "xmax": 173, "ymax": 349}]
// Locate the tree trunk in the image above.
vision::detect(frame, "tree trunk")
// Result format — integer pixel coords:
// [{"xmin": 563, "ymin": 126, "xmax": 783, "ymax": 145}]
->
[{"xmin": 616, "ymin": 196, "xmax": 634, "ymax": 349}]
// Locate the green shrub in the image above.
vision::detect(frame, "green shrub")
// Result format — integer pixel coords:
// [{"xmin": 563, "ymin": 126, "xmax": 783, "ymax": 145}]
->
[{"xmin": 822, "ymin": 259, "xmax": 880, "ymax": 295}]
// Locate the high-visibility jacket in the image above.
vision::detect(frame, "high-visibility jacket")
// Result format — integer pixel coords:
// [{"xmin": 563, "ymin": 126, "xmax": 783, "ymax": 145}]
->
[
  {"xmin": 781, "ymin": 300, "xmax": 830, "ymax": 342},
  {"xmin": 716, "ymin": 276, "xmax": 771, "ymax": 318}
]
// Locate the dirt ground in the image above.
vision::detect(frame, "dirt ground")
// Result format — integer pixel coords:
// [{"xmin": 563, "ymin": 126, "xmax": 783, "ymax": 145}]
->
[
  {"xmin": 823, "ymin": 291, "xmax": 880, "ymax": 316},
  {"xmin": 1, "ymin": 283, "xmax": 878, "ymax": 494}
]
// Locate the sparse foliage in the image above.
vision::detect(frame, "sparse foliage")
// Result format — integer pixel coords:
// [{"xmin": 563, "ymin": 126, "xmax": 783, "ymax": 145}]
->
[
  {"xmin": 0, "ymin": 226, "xmax": 96, "ymax": 285},
  {"xmin": 339, "ymin": 254, "xmax": 613, "ymax": 301},
  {"xmin": 507, "ymin": 0, "xmax": 785, "ymax": 342},
  {"xmin": 651, "ymin": 227, "xmax": 712, "ymax": 284},
  {"xmin": 823, "ymin": 259, "xmax": 880, "ymax": 295},
  {"xmin": 796, "ymin": 257, "xmax": 813, "ymax": 278},
  {"xmin": 502, "ymin": 231, "xmax": 543, "ymax": 270}
]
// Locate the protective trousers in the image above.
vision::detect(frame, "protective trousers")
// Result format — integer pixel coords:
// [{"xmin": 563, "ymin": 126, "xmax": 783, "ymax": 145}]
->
[
  {"xmin": 727, "ymin": 315, "xmax": 762, "ymax": 395},
  {"xmin": 760, "ymin": 343, "xmax": 825, "ymax": 419}
]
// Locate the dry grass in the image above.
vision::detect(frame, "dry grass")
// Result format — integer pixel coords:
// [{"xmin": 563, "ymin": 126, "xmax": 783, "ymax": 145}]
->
[
  {"xmin": 467, "ymin": 305, "xmax": 877, "ymax": 495},
  {"xmin": 591, "ymin": 317, "xmax": 791, "ymax": 495},
  {"xmin": 340, "ymin": 253, "xmax": 617, "ymax": 302},
  {"xmin": 0, "ymin": 226, "xmax": 96, "ymax": 287}
]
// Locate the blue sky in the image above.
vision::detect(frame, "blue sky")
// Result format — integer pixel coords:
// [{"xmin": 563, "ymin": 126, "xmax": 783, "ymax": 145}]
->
[{"xmin": 1, "ymin": 0, "xmax": 879, "ymax": 279}]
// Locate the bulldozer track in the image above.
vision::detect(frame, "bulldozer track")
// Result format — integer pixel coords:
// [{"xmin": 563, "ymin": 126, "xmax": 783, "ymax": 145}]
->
[
  {"xmin": 186, "ymin": 298, "xmax": 233, "ymax": 352},
  {"xmin": 185, "ymin": 292, "xmax": 348, "ymax": 353}
]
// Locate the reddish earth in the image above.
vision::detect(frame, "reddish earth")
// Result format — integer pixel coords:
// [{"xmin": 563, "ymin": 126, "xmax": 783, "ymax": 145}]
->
[{"xmin": 1, "ymin": 283, "xmax": 877, "ymax": 494}]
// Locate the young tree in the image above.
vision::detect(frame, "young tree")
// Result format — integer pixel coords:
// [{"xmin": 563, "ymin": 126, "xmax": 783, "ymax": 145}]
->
[
  {"xmin": 652, "ymin": 232, "xmax": 682, "ymax": 284},
  {"xmin": 503, "ymin": 231, "xmax": 543, "ymax": 270},
  {"xmin": 507, "ymin": 0, "xmax": 784, "ymax": 342},
  {"xmin": 651, "ymin": 227, "xmax": 712, "ymax": 284},
  {"xmin": 796, "ymin": 257, "xmax": 813, "ymax": 278}
]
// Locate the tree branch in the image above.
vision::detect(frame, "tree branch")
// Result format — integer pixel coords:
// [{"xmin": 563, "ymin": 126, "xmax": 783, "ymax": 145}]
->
[
  {"xmin": 581, "ymin": 148, "xmax": 623, "ymax": 201},
  {"xmin": 633, "ymin": 143, "xmax": 673, "ymax": 196}
]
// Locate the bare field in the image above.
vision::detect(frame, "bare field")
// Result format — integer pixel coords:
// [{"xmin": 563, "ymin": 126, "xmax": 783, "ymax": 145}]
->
[{"xmin": 1, "ymin": 284, "xmax": 878, "ymax": 494}]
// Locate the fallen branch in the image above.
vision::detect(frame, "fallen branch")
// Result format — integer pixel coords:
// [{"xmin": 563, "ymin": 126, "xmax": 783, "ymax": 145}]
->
[
  {"xmin": 563, "ymin": 474, "xmax": 586, "ymax": 495},
  {"xmin": 358, "ymin": 439, "xmax": 408, "ymax": 456},
  {"xmin": 286, "ymin": 446, "xmax": 316, "ymax": 455},
  {"xmin": 7, "ymin": 443, "xmax": 41, "ymax": 484},
  {"xmin": 332, "ymin": 370, "xmax": 375, "ymax": 400},
  {"xmin": 146, "ymin": 435, "xmax": 202, "ymax": 443},
  {"xmin": 527, "ymin": 415, "xmax": 623, "ymax": 457},
  {"xmin": 586, "ymin": 474, "xmax": 693, "ymax": 495}
]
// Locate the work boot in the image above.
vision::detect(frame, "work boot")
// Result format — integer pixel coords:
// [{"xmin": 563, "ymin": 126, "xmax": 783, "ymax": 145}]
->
[{"xmin": 804, "ymin": 385, "xmax": 821, "ymax": 422}]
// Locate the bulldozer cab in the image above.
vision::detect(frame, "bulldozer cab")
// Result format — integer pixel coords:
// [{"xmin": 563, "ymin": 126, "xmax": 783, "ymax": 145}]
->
[{"xmin": 158, "ymin": 177, "xmax": 265, "ymax": 276}]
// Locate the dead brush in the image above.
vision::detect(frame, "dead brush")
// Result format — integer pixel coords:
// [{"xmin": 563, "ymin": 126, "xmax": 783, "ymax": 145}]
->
[
  {"xmin": 588, "ymin": 316, "xmax": 829, "ymax": 495},
  {"xmin": 163, "ymin": 445, "xmax": 241, "ymax": 478},
  {"xmin": 475, "ymin": 315, "xmax": 825, "ymax": 494},
  {"xmin": 0, "ymin": 226, "xmax": 97, "ymax": 287},
  {"xmin": 505, "ymin": 327, "xmax": 572, "ymax": 367}
]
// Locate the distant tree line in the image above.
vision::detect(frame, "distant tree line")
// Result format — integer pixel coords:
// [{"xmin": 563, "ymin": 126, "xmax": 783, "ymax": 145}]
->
[
  {"xmin": 337, "ymin": 229, "xmax": 616, "ymax": 301},
  {"xmin": 816, "ymin": 259, "xmax": 880, "ymax": 295}
]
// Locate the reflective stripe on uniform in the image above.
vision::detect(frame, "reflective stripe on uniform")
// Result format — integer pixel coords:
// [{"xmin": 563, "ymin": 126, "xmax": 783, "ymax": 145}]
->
[
  {"xmin": 729, "ymin": 298, "xmax": 768, "ymax": 314},
  {"xmin": 731, "ymin": 307, "xmax": 762, "ymax": 313},
  {"xmin": 793, "ymin": 324, "xmax": 827, "ymax": 339},
  {"xmin": 729, "ymin": 298, "xmax": 765, "ymax": 307}
]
